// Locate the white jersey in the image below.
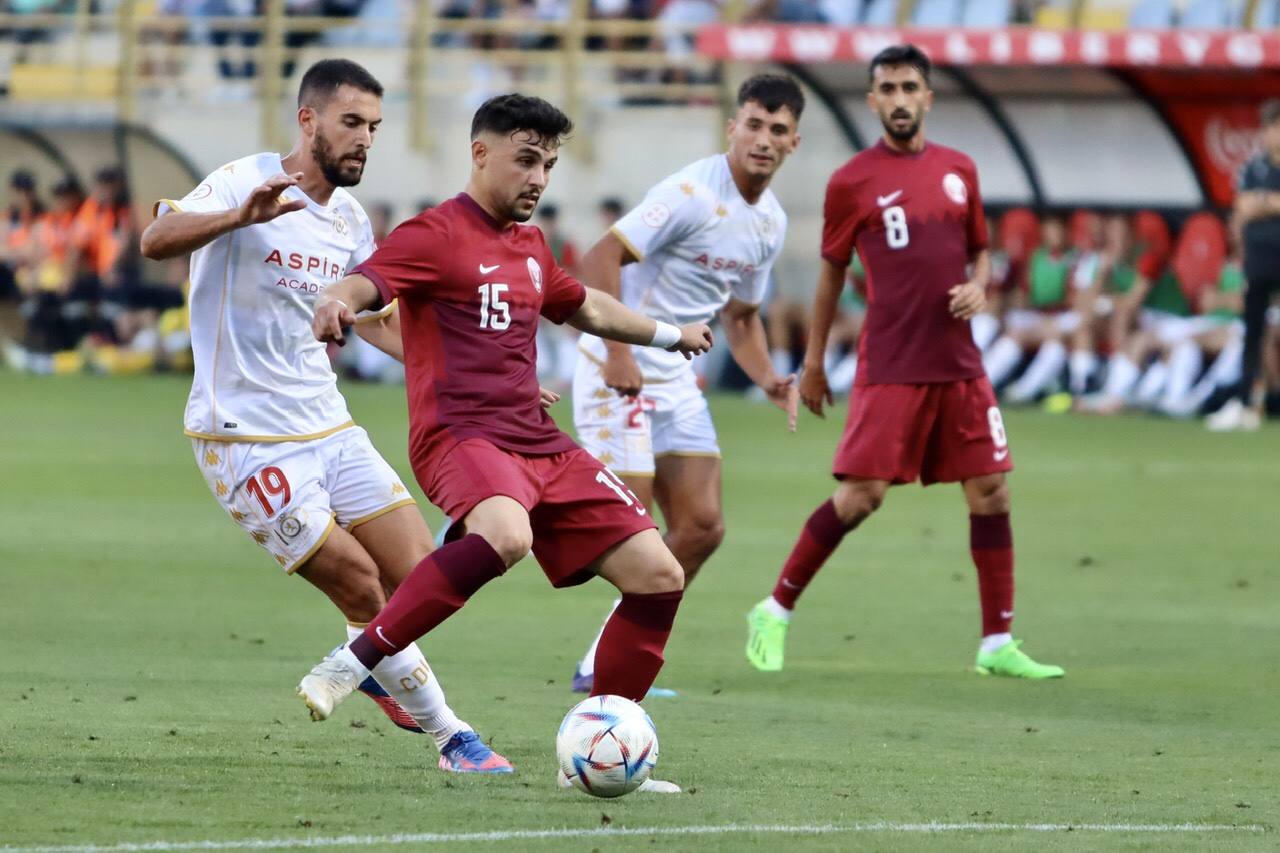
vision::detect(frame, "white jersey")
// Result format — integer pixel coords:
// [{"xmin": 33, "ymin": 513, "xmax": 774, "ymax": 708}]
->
[
  {"xmin": 579, "ymin": 154, "xmax": 787, "ymax": 381},
  {"xmin": 157, "ymin": 153, "xmax": 376, "ymax": 442}
]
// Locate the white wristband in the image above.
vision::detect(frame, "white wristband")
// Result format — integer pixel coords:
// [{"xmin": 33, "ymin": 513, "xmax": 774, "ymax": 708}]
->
[{"xmin": 650, "ymin": 321, "xmax": 681, "ymax": 349}]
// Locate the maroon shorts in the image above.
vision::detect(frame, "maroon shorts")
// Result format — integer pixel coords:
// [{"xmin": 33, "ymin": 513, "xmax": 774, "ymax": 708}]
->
[
  {"xmin": 833, "ymin": 377, "xmax": 1013, "ymax": 486},
  {"xmin": 421, "ymin": 438, "xmax": 657, "ymax": 587}
]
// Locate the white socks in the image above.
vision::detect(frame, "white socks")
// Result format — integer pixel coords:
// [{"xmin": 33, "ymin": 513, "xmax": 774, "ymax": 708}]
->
[
  {"xmin": 577, "ymin": 598, "xmax": 621, "ymax": 677},
  {"xmin": 1159, "ymin": 341, "xmax": 1202, "ymax": 412},
  {"xmin": 1007, "ymin": 340, "xmax": 1066, "ymax": 402},
  {"xmin": 1068, "ymin": 350, "xmax": 1097, "ymax": 395},
  {"xmin": 983, "ymin": 336, "xmax": 1023, "ymax": 387},
  {"xmin": 1133, "ymin": 362, "xmax": 1167, "ymax": 408},
  {"xmin": 1101, "ymin": 355, "xmax": 1141, "ymax": 401},
  {"xmin": 828, "ymin": 354, "xmax": 858, "ymax": 394},
  {"xmin": 763, "ymin": 596, "xmax": 793, "ymax": 621},
  {"xmin": 971, "ymin": 313, "xmax": 1000, "ymax": 352},
  {"xmin": 346, "ymin": 625, "xmax": 468, "ymax": 750},
  {"xmin": 980, "ymin": 632, "xmax": 1012, "ymax": 654}
]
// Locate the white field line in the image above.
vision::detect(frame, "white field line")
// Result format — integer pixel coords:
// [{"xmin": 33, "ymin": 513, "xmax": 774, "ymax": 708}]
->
[{"xmin": 2, "ymin": 821, "xmax": 1269, "ymax": 852}]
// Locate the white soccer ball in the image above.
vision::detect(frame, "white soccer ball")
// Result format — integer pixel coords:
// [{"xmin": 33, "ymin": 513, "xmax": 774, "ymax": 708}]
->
[{"xmin": 556, "ymin": 694, "xmax": 658, "ymax": 798}]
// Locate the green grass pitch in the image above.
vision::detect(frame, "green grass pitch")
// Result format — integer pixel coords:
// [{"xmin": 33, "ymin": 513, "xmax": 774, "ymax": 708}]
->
[{"xmin": 1, "ymin": 371, "xmax": 1276, "ymax": 851}]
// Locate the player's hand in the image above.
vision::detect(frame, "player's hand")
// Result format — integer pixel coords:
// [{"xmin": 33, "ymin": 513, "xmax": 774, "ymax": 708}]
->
[
  {"xmin": 670, "ymin": 322, "xmax": 713, "ymax": 360},
  {"xmin": 539, "ymin": 386, "xmax": 561, "ymax": 408},
  {"xmin": 799, "ymin": 363, "xmax": 833, "ymax": 418},
  {"xmin": 313, "ymin": 297, "xmax": 357, "ymax": 346},
  {"xmin": 238, "ymin": 172, "xmax": 307, "ymax": 227},
  {"xmin": 603, "ymin": 347, "xmax": 644, "ymax": 397},
  {"xmin": 948, "ymin": 281, "xmax": 986, "ymax": 321},
  {"xmin": 763, "ymin": 373, "xmax": 799, "ymax": 432}
]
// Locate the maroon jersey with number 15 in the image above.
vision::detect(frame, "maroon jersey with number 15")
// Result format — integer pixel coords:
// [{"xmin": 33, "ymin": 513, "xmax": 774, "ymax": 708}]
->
[
  {"xmin": 353, "ymin": 193, "xmax": 587, "ymax": 474},
  {"xmin": 821, "ymin": 141, "xmax": 988, "ymax": 386}
]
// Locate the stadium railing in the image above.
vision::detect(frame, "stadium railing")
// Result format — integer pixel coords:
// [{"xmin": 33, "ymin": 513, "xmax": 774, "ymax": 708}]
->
[{"xmin": 0, "ymin": 0, "xmax": 756, "ymax": 153}]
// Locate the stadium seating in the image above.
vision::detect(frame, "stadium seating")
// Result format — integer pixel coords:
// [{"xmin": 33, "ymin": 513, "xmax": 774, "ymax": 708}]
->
[
  {"xmin": 961, "ymin": 0, "xmax": 1015, "ymax": 27},
  {"xmin": 913, "ymin": 0, "xmax": 965, "ymax": 26},
  {"xmin": 1127, "ymin": 0, "xmax": 1176, "ymax": 27}
]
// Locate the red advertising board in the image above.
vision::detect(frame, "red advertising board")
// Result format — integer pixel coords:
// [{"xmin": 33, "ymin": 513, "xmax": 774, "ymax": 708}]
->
[{"xmin": 698, "ymin": 25, "xmax": 1280, "ymax": 70}]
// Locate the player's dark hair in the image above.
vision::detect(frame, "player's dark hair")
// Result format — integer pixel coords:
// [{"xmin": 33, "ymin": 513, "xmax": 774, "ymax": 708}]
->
[
  {"xmin": 737, "ymin": 74, "xmax": 805, "ymax": 121},
  {"xmin": 297, "ymin": 59, "xmax": 383, "ymax": 109},
  {"xmin": 1261, "ymin": 98, "xmax": 1280, "ymax": 127},
  {"xmin": 470, "ymin": 93, "xmax": 573, "ymax": 149},
  {"xmin": 868, "ymin": 44, "xmax": 932, "ymax": 87}
]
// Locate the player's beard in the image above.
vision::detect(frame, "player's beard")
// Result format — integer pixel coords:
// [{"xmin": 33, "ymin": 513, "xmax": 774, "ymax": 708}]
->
[
  {"xmin": 881, "ymin": 109, "xmax": 922, "ymax": 143},
  {"xmin": 313, "ymin": 128, "xmax": 365, "ymax": 188},
  {"xmin": 507, "ymin": 192, "xmax": 540, "ymax": 223}
]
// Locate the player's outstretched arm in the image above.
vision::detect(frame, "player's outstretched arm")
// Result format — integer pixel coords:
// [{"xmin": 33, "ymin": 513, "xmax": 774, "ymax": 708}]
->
[
  {"xmin": 568, "ymin": 288, "xmax": 712, "ymax": 359},
  {"xmin": 722, "ymin": 298, "xmax": 797, "ymax": 431},
  {"xmin": 140, "ymin": 172, "xmax": 306, "ymax": 260},
  {"xmin": 798, "ymin": 259, "xmax": 846, "ymax": 418},
  {"xmin": 314, "ymin": 274, "xmax": 381, "ymax": 347}
]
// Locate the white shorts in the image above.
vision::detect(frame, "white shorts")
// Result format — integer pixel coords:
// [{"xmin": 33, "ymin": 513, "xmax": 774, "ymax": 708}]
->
[
  {"xmin": 1004, "ymin": 308, "xmax": 1081, "ymax": 335},
  {"xmin": 192, "ymin": 425, "xmax": 415, "ymax": 573},
  {"xmin": 572, "ymin": 354, "xmax": 720, "ymax": 477},
  {"xmin": 1141, "ymin": 311, "xmax": 1237, "ymax": 346}
]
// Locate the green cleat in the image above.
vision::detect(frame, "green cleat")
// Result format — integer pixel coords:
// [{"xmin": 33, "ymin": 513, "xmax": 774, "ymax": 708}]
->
[
  {"xmin": 975, "ymin": 639, "xmax": 1065, "ymax": 679},
  {"xmin": 746, "ymin": 600, "xmax": 789, "ymax": 672}
]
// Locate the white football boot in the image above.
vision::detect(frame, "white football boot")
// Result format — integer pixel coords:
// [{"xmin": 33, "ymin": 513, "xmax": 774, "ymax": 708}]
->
[
  {"xmin": 297, "ymin": 646, "xmax": 369, "ymax": 721},
  {"xmin": 1206, "ymin": 399, "xmax": 1262, "ymax": 432}
]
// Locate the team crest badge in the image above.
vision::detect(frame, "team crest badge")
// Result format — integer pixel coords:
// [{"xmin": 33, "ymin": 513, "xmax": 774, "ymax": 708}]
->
[
  {"xmin": 642, "ymin": 202, "xmax": 671, "ymax": 228},
  {"xmin": 943, "ymin": 173, "xmax": 967, "ymax": 205},
  {"xmin": 527, "ymin": 256, "xmax": 543, "ymax": 292}
]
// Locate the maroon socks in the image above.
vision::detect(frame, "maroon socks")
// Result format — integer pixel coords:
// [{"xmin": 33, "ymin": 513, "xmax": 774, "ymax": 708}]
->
[{"xmin": 349, "ymin": 533, "xmax": 507, "ymax": 670}]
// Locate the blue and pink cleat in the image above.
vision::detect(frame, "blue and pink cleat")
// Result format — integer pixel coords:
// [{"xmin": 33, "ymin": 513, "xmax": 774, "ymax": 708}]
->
[
  {"xmin": 438, "ymin": 731, "xmax": 515, "ymax": 774},
  {"xmin": 357, "ymin": 677, "xmax": 514, "ymax": 773}
]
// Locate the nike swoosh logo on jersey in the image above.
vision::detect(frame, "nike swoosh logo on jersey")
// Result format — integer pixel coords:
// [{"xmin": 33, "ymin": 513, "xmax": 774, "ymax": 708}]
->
[
  {"xmin": 479, "ymin": 263, "xmax": 500, "ymax": 275},
  {"xmin": 993, "ymin": 449, "xmax": 1009, "ymax": 461},
  {"xmin": 876, "ymin": 190, "xmax": 903, "ymax": 207}
]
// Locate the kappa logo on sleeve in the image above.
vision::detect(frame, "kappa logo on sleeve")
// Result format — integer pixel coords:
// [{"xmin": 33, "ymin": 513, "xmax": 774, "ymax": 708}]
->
[{"xmin": 641, "ymin": 203, "xmax": 670, "ymax": 228}]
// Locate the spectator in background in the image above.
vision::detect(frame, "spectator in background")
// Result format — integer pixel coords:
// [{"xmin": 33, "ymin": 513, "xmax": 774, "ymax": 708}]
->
[
  {"xmin": 656, "ymin": 0, "xmax": 722, "ymax": 84},
  {"xmin": 367, "ymin": 200, "xmax": 394, "ymax": 243},
  {"xmin": 205, "ymin": 0, "xmax": 261, "ymax": 82},
  {"xmin": 1079, "ymin": 212, "xmax": 1191, "ymax": 414},
  {"xmin": 1154, "ymin": 241, "xmax": 1245, "ymax": 418},
  {"xmin": 744, "ymin": 0, "xmax": 829, "ymax": 22},
  {"xmin": 1, "ymin": 170, "xmax": 43, "ymax": 304},
  {"xmin": 536, "ymin": 201, "xmax": 580, "ymax": 275},
  {"xmin": 1208, "ymin": 98, "xmax": 1280, "ymax": 431},
  {"xmin": 983, "ymin": 213, "xmax": 1082, "ymax": 401},
  {"xmin": 7, "ymin": 175, "xmax": 82, "ymax": 361},
  {"xmin": 598, "ymin": 196, "xmax": 624, "ymax": 230}
]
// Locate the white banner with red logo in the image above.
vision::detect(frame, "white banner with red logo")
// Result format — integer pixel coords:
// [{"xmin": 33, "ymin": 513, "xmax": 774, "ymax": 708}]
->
[{"xmin": 698, "ymin": 25, "xmax": 1280, "ymax": 70}]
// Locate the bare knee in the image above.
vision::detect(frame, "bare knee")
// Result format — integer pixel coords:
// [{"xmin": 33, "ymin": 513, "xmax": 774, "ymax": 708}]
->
[
  {"xmin": 669, "ymin": 512, "xmax": 725, "ymax": 558},
  {"xmin": 831, "ymin": 482, "xmax": 884, "ymax": 527},
  {"xmin": 478, "ymin": 521, "xmax": 533, "ymax": 568},
  {"xmin": 966, "ymin": 477, "xmax": 1010, "ymax": 515},
  {"xmin": 634, "ymin": 551, "xmax": 685, "ymax": 594}
]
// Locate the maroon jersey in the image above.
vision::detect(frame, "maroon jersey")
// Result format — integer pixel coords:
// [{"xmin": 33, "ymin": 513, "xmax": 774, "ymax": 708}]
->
[
  {"xmin": 822, "ymin": 141, "xmax": 988, "ymax": 385},
  {"xmin": 354, "ymin": 194, "xmax": 586, "ymax": 467}
]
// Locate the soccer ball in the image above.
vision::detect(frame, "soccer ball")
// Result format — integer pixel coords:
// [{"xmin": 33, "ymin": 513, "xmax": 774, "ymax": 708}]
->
[{"xmin": 556, "ymin": 694, "xmax": 658, "ymax": 798}]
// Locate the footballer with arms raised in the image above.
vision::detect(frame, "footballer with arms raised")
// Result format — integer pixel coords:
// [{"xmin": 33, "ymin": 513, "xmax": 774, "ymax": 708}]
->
[
  {"xmin": 568, "ymin": 74, "xmax": 803, "ymax": 694},
  {"xmin": 140, "ymin": 59, "xmax": 513, "ymax": 773},
  {"xmin": 745, "ymin": 45, "xmax": 1064, "ymax": 680},
  {"xmin": 298, "ymin": 94, "xmax": 712, "ymax": 793}
]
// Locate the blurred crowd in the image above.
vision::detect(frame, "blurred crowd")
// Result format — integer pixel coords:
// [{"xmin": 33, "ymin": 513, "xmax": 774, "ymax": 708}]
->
[
  {"xmin": 766, "ymin": 207, "xmax": 1280, "ymax": 428},
  {"xmin": 5, "ymin": 166, "xmax": 1276, "ymax": 432},
  {"xmin": 0, "ymin": 167, "xmax": 189, "ymax": 374}
]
